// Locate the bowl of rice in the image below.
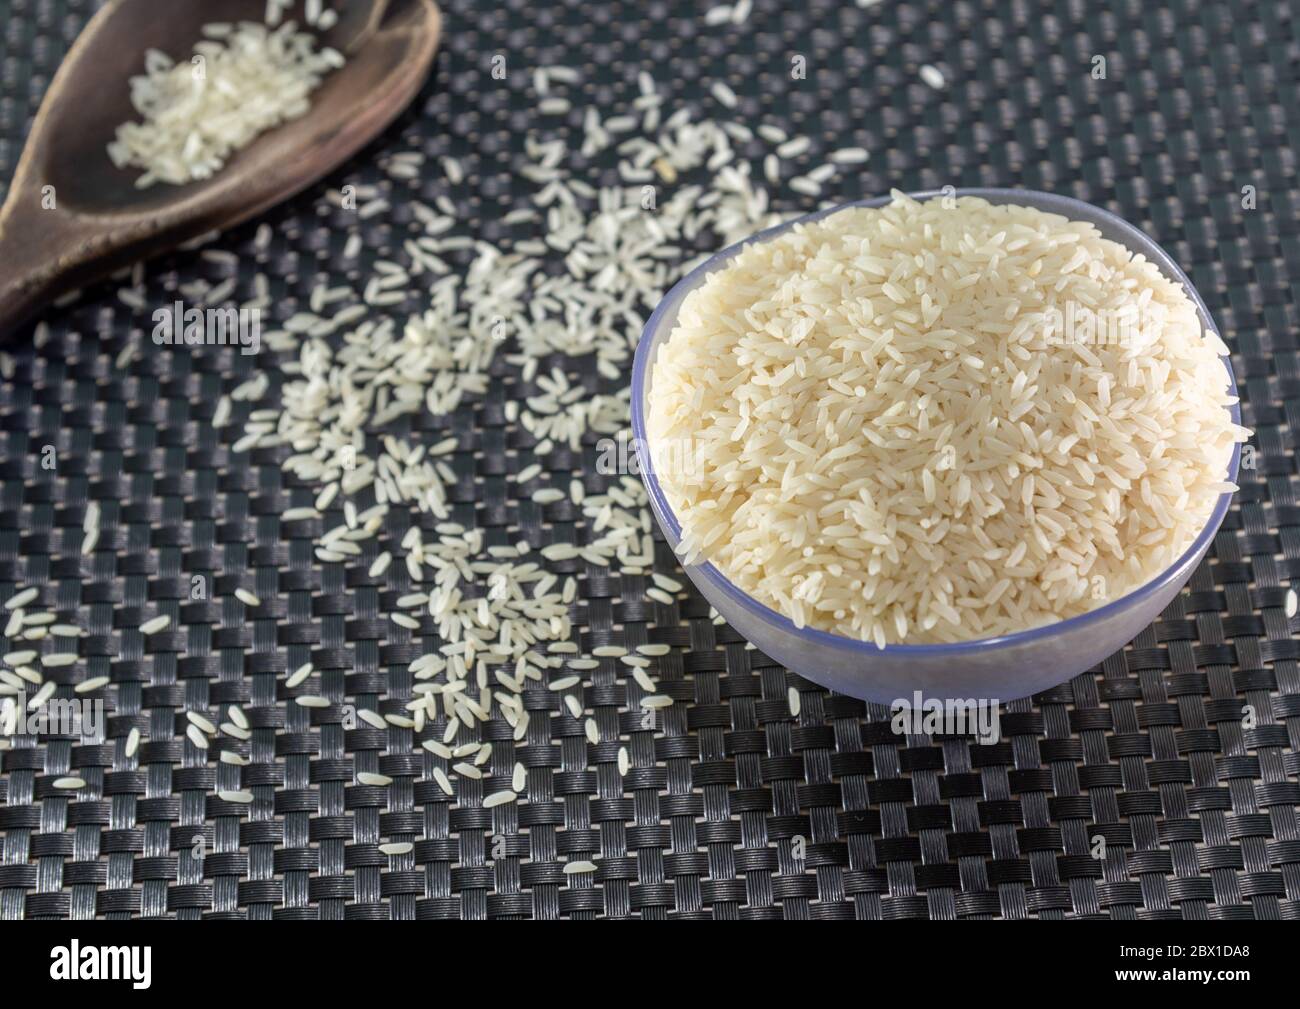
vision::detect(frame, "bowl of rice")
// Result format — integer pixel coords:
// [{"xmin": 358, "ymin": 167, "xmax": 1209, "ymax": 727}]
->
[{"xmin": 631, "ymin": 188, "xmax": 1247, "ymax": 704}]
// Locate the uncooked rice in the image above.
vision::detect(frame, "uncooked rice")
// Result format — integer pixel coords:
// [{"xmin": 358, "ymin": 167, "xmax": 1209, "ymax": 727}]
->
[
  {"xmin": 186, "ymin": 710, "xmax": 218, "ymax": 734},
  {"xmin": 75, "ymin": 0, "xmax": 1250, "ymax": 812},
  {"xmin": 919, "ymin": 64, "xmax": 946, "ymax": 90},
  {"xmin": 139, "ymin": 614, "xmax": 170, "ymax": 636},
  {"xmin": 647, "ymin": 192, "xmax": 1249, "ymax": 646},
  {"xmin": 4, "ymin": 588, "xmax": 37, "ymax": 610},
  {"xmin": 108, "ymin": 16, "xmax": 344, "ymax": 187}
]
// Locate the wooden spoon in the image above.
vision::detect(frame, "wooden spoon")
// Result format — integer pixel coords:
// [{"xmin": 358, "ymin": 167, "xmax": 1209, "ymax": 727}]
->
[{"xmin": 0, "ymin": 0, "xmax": 441, "ymax": 340}]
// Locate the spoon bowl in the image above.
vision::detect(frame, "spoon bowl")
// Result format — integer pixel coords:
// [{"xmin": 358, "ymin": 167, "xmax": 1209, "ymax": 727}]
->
[{"xmin": 0, "ymin": 0, "xmax": 441, "ymax": 338}]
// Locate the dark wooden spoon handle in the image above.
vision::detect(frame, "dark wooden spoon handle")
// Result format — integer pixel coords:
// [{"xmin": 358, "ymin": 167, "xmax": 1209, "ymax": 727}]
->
[
  {"xmin": 0, "ymin": 272, "xmax": 55, "ymax": 343},
  {"xmin": 0, "ymin": 195, "xmax": 163, "ymax": 339},
  {"xmin": 0, "ymin": 199, "xmax": 81, "ymax": 338}
]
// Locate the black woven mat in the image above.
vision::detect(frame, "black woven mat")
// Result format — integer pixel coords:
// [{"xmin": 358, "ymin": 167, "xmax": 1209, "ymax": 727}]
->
[{"xmin": 1, "ymin": 0, "xmax": 1298, "ymax": 920}]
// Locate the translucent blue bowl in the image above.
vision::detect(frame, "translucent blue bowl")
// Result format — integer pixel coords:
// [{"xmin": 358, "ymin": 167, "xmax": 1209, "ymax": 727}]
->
[{"xmin": 630, "ymin": 188, "xmax": 1242, "ymax": 705}]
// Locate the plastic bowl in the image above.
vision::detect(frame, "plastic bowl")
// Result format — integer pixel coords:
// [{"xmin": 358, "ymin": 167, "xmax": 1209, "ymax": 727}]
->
[{"xmin": 630, "ymin": 188, "xmax": 1242, "ymax": 705}]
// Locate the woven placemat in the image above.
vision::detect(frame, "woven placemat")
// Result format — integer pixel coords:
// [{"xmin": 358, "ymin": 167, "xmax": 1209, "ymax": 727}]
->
[{"xmin": 1, "ymin": 0, "xmax": 1298, "ymax": 920}]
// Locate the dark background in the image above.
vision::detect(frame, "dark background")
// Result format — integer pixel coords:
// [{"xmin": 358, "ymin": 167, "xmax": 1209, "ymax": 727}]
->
[{"xmin": 0, "ymin": 0, "xmax": 1297, "ymax": 919}]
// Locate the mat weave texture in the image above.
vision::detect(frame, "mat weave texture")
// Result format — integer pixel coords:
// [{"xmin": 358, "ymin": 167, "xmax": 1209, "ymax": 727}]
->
[{"xmin": 1, "ymin": 0, "xmax": 1299, "ymax": 920}]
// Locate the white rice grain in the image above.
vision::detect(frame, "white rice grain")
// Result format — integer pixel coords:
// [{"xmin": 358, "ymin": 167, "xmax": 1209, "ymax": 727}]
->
[
  {"xmin": 184, "ymin": 713, "xmax": 216, "ymax": 736},
  {"xmin": 920, "ymin": 64, "xmax": 946, "ymax": 89},
  {"xmin": 711, "ymin": 82, "xmax": 738, "ymax": 109},
  {"xmin": 139, "ymin": 615, "xmax": 170, "ymax": 636},
  {"xmin": 4, "ymin": 588, "xmax": 37, "ymax": 610},
  {"xmin": 109, "ymin": 19, "xmax": 344, "ymax": 187},
  {"xmin": 648, "ymin": 193, "xmax": 1248, "ymax": 644},
  {"xmin": 28, "ymin": 681, "xmax": 56, "ymax": 709}
]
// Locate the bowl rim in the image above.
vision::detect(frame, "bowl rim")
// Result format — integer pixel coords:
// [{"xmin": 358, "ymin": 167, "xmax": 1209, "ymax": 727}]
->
[{"xmin": 629, "ymin": 186, "xmax": 1244, "ymax": 656}]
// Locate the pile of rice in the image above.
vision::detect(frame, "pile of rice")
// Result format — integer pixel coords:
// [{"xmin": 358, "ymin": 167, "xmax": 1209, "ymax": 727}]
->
[
  {"xmin": 108, "ymin": 13, "xmax": 343, "ymax": 188},
  {"xmin": 647, "ymin": 192, "xmax": 1249, "ymax": 646}
]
